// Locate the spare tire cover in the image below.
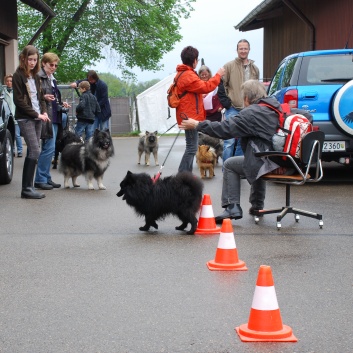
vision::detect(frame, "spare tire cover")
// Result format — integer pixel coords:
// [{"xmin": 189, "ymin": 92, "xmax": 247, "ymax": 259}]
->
[{"xmin": 332, "ymin": 79, "xmax": 353, "ymax": 136}]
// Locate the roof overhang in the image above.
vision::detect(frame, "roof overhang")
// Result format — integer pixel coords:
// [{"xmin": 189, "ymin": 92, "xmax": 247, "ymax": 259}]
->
[
  {"xmin": 20, "ymin": 0, "xmax": 56, "ymax": 17},
  {"xmin": 235, "ymin": 0, "xmax": 283, "ymax": 32},
  {"xmin": 20, "ymin": 0, "xmax": 56, "ymax": 45}
]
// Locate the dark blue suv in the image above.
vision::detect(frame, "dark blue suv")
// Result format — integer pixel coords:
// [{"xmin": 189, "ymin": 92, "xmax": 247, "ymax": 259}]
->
[{"xmin": 268, "ymin": 49, "xmax": 353, "ymax": 164}]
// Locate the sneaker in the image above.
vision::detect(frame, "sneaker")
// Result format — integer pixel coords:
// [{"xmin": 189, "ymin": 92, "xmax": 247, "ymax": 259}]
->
[
  {"xmin": 47, "ymin": 180, "xmax": 61, "ymax": 188},
  {"xmin": 34, "ymin": 182, "xmax": 54, "ymax": 190},
  {"xmin": 17, "ymin": 152, "xmax": 23, "ymax": 157}
]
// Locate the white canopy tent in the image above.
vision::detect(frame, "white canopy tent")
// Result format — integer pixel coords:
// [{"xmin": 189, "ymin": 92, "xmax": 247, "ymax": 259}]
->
[{"xmin": 136, "ymin": 74, "xmax": 181, "ymax": 134}]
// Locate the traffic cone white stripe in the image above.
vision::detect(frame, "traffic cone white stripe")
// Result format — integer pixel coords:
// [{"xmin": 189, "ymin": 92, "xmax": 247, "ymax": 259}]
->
[
  {"xmin": 199, "ymin": 204, "xmax": 215, "ymax": 218},
  {"xmin": 251, "ymin": 285, "xmax": 279, "ymax": 310},
  {"xmin": 195, "ymin": 194, "xmax": 221, "ymax": 235},
  {"xmin": 236, "ymin": 265, "xmax": 297, "ymax": 342},
  {"xmin": 217, "ymin": 232, "xmax": 236, "ymax": 249}
]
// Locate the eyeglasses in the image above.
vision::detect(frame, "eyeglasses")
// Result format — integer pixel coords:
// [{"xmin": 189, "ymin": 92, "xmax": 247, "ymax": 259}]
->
[{"xmin": 48, "ymin": 63, "xmax": 58, "ymax": 68}]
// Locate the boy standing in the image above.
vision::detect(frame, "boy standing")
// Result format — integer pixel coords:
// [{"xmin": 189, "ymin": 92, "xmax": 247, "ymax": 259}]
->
[{"xmin": 75, "ymin": 81, "xmax": 101, "ymax": 141}]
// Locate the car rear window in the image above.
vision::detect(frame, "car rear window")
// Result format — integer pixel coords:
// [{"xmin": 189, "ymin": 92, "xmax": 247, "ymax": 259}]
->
[{"xmin": 299, "ymin": 54, "xmax": 353, "ymax": 85}]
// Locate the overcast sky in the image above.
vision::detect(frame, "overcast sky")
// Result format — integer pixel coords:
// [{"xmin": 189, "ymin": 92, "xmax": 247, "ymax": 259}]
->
[{"xmin": 94, "ymin": 0, "xmax": 264, "ymax": 82}]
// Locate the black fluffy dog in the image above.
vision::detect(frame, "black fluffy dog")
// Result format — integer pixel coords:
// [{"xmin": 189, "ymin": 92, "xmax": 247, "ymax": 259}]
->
[
  {"xmin": 53, "ymin": 130, "xmax": 82, "ymax": 169},
  {"xmin": 117, "ymin": 171, "xmax": 203, "ymax": 234}
]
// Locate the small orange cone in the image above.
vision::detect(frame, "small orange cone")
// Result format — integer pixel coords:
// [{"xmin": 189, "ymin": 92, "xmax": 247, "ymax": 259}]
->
[
  {"xmin": 206, "ymin": 218, "xmax": 247, "ymax": 271},
  {"xmin": 235, "ymin": 265, "xmax": 297, "ymax": 342},
  {"xmin": 194, "ymin": 194, "xmax": 221, "ymax": 235}
]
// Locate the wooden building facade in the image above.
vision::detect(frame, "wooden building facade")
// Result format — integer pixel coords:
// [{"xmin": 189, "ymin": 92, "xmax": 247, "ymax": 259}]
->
[
  {"xmin": 0, "ymin": 0, "xmax": 54, "ymax": 84},
  {"xmin": 236, "ymin": 0, "xmax": 353, "ymax": 80}
]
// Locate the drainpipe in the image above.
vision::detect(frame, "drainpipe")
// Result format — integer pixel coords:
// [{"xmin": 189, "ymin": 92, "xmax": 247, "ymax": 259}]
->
[{"xmin": 282, "ymin": 0, "xmax": 316, "ymax": 50}]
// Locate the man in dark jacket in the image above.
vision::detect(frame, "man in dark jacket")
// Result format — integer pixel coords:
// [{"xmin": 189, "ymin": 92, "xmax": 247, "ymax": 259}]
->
[{"xmin": 179, "ymin": 79, "xmax": 312, "ymax": 223}]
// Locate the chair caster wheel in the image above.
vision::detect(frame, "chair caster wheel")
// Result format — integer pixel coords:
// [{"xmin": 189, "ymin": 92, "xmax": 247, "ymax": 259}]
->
[
  {"xmin": 319, "ymin": 220, "xmax": 323, "ymax": 229},
  {"xmin": 295, "ymin": 214, "xmax": 300, "ymax": 222},
  {"xmin": 277, "ymin": 222, "xmax": 281, "ymax": 230},
  {"xmin": 254, "ymin": 216, "xmax": 260, "ymax": 224}
]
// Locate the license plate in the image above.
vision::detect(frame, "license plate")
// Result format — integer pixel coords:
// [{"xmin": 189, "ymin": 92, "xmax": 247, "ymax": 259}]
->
[{"xmin": 322, "ymin": 141, "xmax": 346, "ymax": 152}]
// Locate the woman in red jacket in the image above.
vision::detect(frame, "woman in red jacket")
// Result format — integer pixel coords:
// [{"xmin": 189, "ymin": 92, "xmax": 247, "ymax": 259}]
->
[{"xmin": 175, "ymin": 46, "xmax": 224, "ymax": 173}]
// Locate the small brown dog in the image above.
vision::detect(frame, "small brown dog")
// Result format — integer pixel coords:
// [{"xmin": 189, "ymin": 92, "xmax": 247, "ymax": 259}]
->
[{"xmin": 196, "ymin": 145, "xmax": 217, "ymax": 179}]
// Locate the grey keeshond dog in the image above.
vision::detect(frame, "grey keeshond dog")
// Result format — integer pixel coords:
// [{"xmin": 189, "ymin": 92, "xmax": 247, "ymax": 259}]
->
[
  {"xmin": 59, "ymin": 129, "xmax": 115, "ymax": 190},
  {"xmin": 138, "ymin": 131, "xmax": 159, "ymax": 166}
]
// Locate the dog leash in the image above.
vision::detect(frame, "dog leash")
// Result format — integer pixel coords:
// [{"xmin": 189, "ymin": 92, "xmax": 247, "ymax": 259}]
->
[
  {"xmin": 152, "ymin": 113, "xmax": 189, "ymax": 182},
  {"xmin": 158, "ymin": 122, "xmax": 178, "ymax": 138},
  {"xmin": 158, "ymin": 112, "xmax": 188, "ymax": 137},
  {"xmin": 152, "ymin": 130, "xmax": 182, "ymax": 183}
]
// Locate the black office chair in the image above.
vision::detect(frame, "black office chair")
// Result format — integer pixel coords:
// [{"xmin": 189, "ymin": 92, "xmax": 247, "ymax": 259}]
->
[{"xmin": 253, "ymin": 130, "xmax": 325, "ymax": 230}]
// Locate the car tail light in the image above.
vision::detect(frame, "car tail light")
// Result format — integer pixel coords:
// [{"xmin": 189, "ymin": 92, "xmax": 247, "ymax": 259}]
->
[{"xmin": 283, "ymin": 89, "xmax": 298, "ymax": 108}]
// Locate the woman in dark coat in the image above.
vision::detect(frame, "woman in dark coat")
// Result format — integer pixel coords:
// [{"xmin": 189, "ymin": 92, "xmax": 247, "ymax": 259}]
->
[{"xmin": 34, "ymin": 52, "xmax": 70, "ymax": 190}]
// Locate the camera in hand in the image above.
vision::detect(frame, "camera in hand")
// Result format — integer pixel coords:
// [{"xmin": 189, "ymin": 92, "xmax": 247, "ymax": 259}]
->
[{"xmin": 58, "ymin": 105, "xmax": 69, "ymax": 113}]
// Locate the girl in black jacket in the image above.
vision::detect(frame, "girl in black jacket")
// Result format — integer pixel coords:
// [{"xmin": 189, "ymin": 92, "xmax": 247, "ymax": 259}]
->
[{"xmin": 12, "ymin": 45, "xmax": 50, "ymax": 199}]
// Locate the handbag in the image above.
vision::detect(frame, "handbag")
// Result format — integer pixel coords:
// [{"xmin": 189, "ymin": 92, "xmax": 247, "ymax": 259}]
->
[{"xmin": 40, "ymin": 120, "xmax": 53, "ymax": 139}]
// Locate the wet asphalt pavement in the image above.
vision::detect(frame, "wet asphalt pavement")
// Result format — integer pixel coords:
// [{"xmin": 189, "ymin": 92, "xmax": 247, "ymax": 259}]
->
[{"xmin": 1, "ymin": 136, "xmax": 353, "ymax": 353}]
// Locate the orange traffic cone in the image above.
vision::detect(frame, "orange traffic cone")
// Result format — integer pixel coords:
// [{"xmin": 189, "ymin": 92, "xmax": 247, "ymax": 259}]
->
[
  {"xmin": 195, "ymin": 194, "xmax": 221, "ymax": 235},
  {"xmin": 206, "ymin": 218, "xmax": 247, "ymax": 271},
  {"xmin": 235, "ymin": 265, "xmax": 297, "ymax": 342}
]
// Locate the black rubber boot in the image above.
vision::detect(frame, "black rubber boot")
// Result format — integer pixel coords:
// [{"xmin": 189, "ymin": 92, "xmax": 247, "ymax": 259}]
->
[{"xmin": 21, "ymin": 158, "xmax": 45, "ymax": 199}]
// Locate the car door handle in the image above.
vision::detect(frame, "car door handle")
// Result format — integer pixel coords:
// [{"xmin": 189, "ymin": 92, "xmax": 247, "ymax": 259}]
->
[{"xmin": 302, "ymin": 92, "xmax": 318, "ymax": 100}]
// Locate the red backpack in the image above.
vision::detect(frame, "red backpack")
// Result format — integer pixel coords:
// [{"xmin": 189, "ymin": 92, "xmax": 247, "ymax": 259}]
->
[
  {"xmin": 167, "ymin": 72, "xmax": 187, "ymax": 108},
  {"xmin": 260, "ymin": 103, "xmax": 313, "ymax": 159}
]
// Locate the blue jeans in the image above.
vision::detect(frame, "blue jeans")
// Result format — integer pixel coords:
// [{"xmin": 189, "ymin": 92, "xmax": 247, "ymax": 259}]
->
[
  {"xmin": 94, "ymin": 117, "xmax": 109, "ymax": 130},
  {"xmin": 223, "ymin": 107, "xmax": 244, "ymax": 162},
  {"xmin": 15, "ymin": 124, "xmax": 23, "ymax": 154},
  {"xmin": 75, "ymin": 121, "xmax": 94, "ymax": 141},
  {"xmin": 62, "ymin": 113, "xmax": 68, "ymax": 130},
  {"xmin": 35, "ymin": 123, "xmax": 58, "ymax": 183},
  {"xmin": 178, "ymin": 129, "xmax": 198, "ymax": 173}
]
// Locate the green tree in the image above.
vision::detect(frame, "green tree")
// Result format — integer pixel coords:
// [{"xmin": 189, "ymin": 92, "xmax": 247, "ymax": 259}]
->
[
  {"xmin": 17, "ymin": 0, "xmax": 195, "ymax": 83},
  {"xmin": 98, "ymin": 73, "xmax": 125, "ymax": 97},
  {"xmin": 98, "ymin": 73, "xmax": 159, "ymax": 97}
]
